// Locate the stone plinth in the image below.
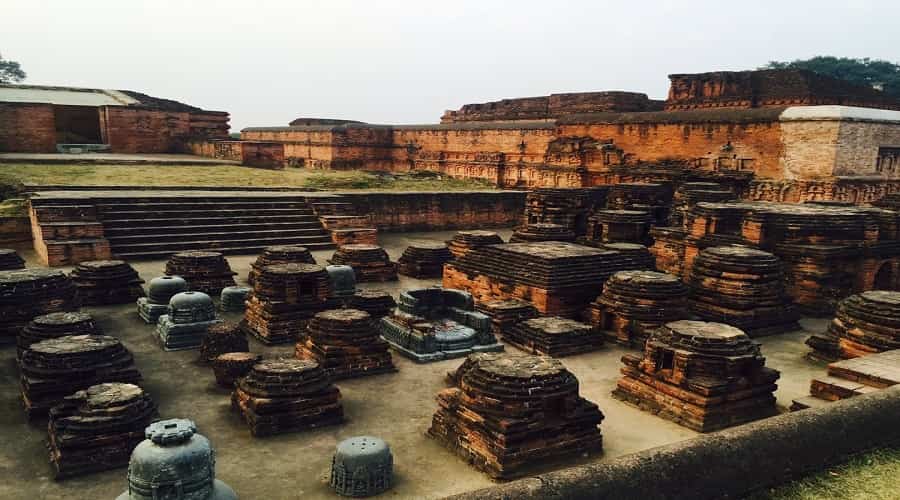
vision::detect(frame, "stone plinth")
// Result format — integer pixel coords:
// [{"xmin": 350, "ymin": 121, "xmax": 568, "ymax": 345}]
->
[
  {"xmin": 348, "ymin": 289, "xmax": 396, "ymax": 319},
  {"xmin": 18, "ymin": 311, "xmax": 99, "ymax": 360},
  {"xmin": 428, "ymin": 352, "xmax": 604, "ymax": 479},
  {"xmin": 137, "ymin": 275, "xmax": 188, "ymax": 324},
  {"xmin": 157, "ymin": 292, "xmax": 222, "ymax": 351},
  {"xmin": 296, "ymin": 309, "xmax": 396, "ymax": 380},
  {"xmin": 378, "ymin": 287, "xmax": 502, "ymax": 363},
  {"xmin": 613, "ymin": 320, "xmax": 780, "ymax": 432},
  {"xmin": 232, "ymin": 358, "xmax": 344, "ymax": 437},
  {"xmin": 509, "ymin": 223, "xmax": 576, "ymax": 243},
  {"xmin": 212, "ymin": 352, "xmax": 261, "ymax": 388}
]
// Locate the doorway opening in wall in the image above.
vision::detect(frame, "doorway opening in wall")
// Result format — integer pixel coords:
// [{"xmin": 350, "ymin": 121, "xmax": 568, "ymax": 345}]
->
[
  {"xmin": 53, "ymin": 105, "xmax": 107, "ymax": 152},
  {"xmin": 873, "ymin": 262, "xmax": 897, "ymax": 290}
]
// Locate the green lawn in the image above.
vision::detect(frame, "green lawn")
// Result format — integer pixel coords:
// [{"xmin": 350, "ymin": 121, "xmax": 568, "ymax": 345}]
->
[
  {"xmin": 0, "ymin": 164, "xmax": 496, "ymax": 191},
  {"xmin": 749, "ymin": 447, "xmax": 900, "ymax": 500}
]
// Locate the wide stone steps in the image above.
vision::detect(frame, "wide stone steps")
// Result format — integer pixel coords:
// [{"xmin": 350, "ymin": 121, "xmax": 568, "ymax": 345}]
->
[
  {"xmin": 100, "ymin": 208, "xmax": 314, "ymax": 220},
  {"xmin": 107, "ymin": 227, "xmax": 329, "ymax": 245},
  {"xmin": 103, "ymin": 221, "xmax": 323, "ymax": 236},
  {"xmin": 112, "ymin": 234, "xmax": 335, "ymax": 259},
  {"xmin": 101, "ymin": 215, "xmax": 318, "ymax": 228}
]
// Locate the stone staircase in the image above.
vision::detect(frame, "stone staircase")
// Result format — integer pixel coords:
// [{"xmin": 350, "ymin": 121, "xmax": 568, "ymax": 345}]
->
[
  {"xmin": 30, "ymin": 193, "xmax": 335, "ymax": 264},
  {"xmin": 791, "ymin": 349, "xmax": 900, "ymax": 411}
]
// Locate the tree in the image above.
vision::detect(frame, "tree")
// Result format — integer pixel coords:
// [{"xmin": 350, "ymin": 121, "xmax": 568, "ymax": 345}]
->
[
  {"xmin": 761, "ymin": 56, "xmax": 900, "ymax": 97},
  {"xmin": 0, "ymin": 53, "xmax": 26, "ymax": 84}
]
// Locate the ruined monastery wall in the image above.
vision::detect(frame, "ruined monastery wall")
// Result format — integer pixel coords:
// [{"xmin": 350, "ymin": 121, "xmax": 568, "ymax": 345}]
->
[{"xmin": 0, "ymin": 103, "xmax": 56, "ymax": 153}]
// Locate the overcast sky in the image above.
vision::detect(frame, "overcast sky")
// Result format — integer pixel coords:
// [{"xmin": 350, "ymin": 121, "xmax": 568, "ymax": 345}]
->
[{"xmin": 3, "ymin": 1, "xmax": 899, "ymax": 130}]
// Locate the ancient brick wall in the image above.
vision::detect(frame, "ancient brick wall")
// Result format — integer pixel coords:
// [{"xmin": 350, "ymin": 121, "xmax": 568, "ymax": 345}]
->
[
  {"xmin": 0, "ymin": 103, "xmax": 56, "ymax": 152},
  {"xmin": 441, "ymin": 91, "xmax": 663, "ymax": 123},
  {"xmin": 187, "ymin": 140, "xmax": 285, "ymax": 168},
  {"xmin": 188, "ymin": 111, "xmax": 230, "ymax": 139},
  {"xmin": 0, "ymin": 217, "xmax": 32, "ymax": 244},
  {"xmin": 337, "ymin": 191, "xmax": 525, "ymax": 232},
  {"xmin": 101, "ymin": 107, "xmax": 191, "ymax": 153},
  {"xmin": 835, "ymin": 121, "xmax": 900, "ymax": 178}
]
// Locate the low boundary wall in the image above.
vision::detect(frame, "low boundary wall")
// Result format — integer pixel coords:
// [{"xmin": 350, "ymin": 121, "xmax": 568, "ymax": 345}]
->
[{"xmin": 446, "ymin": 386, "xmax": 900, "ymax": 500}]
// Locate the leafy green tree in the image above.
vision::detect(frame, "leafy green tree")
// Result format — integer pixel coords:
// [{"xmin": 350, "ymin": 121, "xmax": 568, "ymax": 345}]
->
[
  {"xmin": 0, "ymin": 53, "xmax": 26, "ymax": 84},
  {"xmin": 761, "ymin": 56, "xmax": 900, "ymax": 97}
]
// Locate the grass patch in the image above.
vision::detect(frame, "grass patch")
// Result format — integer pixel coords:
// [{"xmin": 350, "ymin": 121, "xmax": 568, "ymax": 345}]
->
[
  {"xmin": 748, "ymin": 448, "xmax": 900, "ymax": 500},
  {"xmin": 0, "ymin": 164, "xmax": 497, "ymax": 192},
  {"xmin": 0, "ymin": 199, "xmax": 26, "ymax": 217}
]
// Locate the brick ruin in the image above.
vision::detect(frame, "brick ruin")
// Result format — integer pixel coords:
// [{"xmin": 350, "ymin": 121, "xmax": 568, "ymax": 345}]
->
[
  {"xmin": 237, "ymin": 69, "xmax": 900, "ymax": 204},
  {"xmin": 0, "ymin": 84, "xmax": 229, "ymax": 154}
]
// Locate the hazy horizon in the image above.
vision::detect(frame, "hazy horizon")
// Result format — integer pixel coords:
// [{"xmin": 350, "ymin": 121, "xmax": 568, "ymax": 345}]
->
[{"xmin": 4, "ymin": 0, "xmax": 899, "ymax": 130}]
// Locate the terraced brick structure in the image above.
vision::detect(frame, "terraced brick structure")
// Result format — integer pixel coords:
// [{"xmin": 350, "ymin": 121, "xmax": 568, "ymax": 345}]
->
[
  {"xmin": 508, "ymin": 222, "xmax": 576, "ymax": 243},
  {"xmin": 69, "ymin": 260, "xmax": 145, "ymax": 306},
  {"xmin": 0, "ymin": 268, "xmax": 78, "ymax": 345},
  {"xmin": 397, "ymin": 242, "xmax": 454, "ymax": 279},
  {"xmin": 443, "ymin": 241, "xmax": 651, "ymax": 318},
  {"xmin": 212, "ymin": 352, "xmax": 261, "ymax": 388},
  {"xmin": 328, "ymin": 244, "xmax": 398, "ymax": 282},
  {"xmin": 475, "ymin": 299, "xmax": 539, "ymax": 339},
  {"xmin": 583, "ymin": 209, "xmax": 654, "ymax": 245},
  {"xmin": 347, "ymin": 289, "xmax": 396, "ymax": 319},
  {"xmin": 446, "ymin": 230, "xmax": 504, "ymax": 259},
  {"xmin": 613, "ymin": 320, "xmax": 780, "ymax": 432},
  {"xmin": 198, "ymin": 321, "xmax": 249, "ymax": 364},
  {"xmin": 502, "ymin": 316, "xmax": 603, "ymax": 357},
  {"xmin": 428, "ymin": 352, "xmax": 604, "ymax": 479},
  {"xmin": 296, "ymin": 309, "xmax": 396, "ymax": 380},
  {"xmin": 47, "ymin": 383, "xmax": 156, "ymax": 479},
  {"xmin": 0, "ymin": 248, "xmax": 26, "ymax": 270},
  {"xmin": 19, "ymin": 334, "xmax": 142, "ymax": 419},
  {"xmin": 248, "ymin": 245, "xmax": 316, "ymax": 287},
  {"xmin": 241, "ymin": 263, "xmax": 330, "ymax": 345},
  {"xmin": 164, "ymin": 251, "xmax": 237, "ymax": 296},
  {"xmin": 806, "ymin": 291, "xmax": 900, "ymax": 362},
  {"xmin": 378, "ymin": 287, "xmax": 502, "ymax": 363},
  {"xmin": 232, "ymin": 358, "xmax": 344, "ymax": 437},
  {"xmin": 791, "ymin": 349, "xmax": 900, "ymax": 411},
  {"xmin": 588, "ymin": 270, "xmax": 690, "ymax": 346},
  {"xmin": 520, "ymin": 187, "xmax": 608, "ymax": 236},
  {"xmin": 651, "ymin": 201, "xmax": 900, "ymax": 315},
  {"xmin": 687, "ymin": 246, "xmax": 800, "ymax": 336},
  {"xmin": 18, "ymin": 311, "xmax": 99, "ymax": 360}
]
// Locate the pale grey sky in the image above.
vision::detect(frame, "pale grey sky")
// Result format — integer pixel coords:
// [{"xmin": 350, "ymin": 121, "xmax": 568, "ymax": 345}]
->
[{"xmin": 3, "ymin": 0, "xmax": 899, "ymax": 130}]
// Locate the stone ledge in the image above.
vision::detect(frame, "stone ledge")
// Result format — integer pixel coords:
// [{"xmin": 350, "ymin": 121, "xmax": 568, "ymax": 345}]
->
[{"xmin": 445, "ymin": 385, "xmax": 900, "ymax": 500}]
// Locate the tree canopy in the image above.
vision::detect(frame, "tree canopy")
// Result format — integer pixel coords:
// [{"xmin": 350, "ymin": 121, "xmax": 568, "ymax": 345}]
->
[
  {"xmin": 0, "ymin": 53, "xmax": 26, "ymax": 84},
  {"xmin": 761, "ymin": 56, "xmax": 900, "ymax": 97}
]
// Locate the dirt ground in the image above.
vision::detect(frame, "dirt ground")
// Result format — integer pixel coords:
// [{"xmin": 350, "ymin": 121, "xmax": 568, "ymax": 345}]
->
[{"xmin": 0, "ymin": 230, "xmax": 829, "ymax": 500}]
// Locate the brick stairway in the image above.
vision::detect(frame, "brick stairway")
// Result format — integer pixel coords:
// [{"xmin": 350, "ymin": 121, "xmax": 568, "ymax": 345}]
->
[
  {"xmin": 791, "ymin": 349, "xmax": 900, "ymax": 410},
  {"xmin": 30, "ymin": 193, "xmax": 335, "ymax": 264}
]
